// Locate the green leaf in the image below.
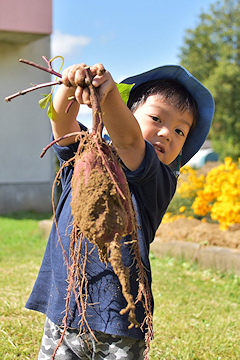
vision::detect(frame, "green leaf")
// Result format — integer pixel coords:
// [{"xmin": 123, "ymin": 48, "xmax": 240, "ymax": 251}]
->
[
  {"xmin": 47, "ymin": 102, "xmax": 53, "ymax": 120},
  {"xmin": 116, "ymin": 82, "xmax": 135, "ymax": 104},
  {"xmin": 38, "ymin": 56, "xmax": 64, "ymax": 120},
  {"xmin": 39, "ymin": 93, "xmax": 54, "ymax": 120},
  {"xmin": 39, "ymin": 93, "xmax": 52, "ymax": 109}
]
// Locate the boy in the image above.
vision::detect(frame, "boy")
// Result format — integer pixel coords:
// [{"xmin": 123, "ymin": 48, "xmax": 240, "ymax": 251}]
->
[{"xmin": 26, "ymin": 63, "xmax": 214, "ymax": 359}]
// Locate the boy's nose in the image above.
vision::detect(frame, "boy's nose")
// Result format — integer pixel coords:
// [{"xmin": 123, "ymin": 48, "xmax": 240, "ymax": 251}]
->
[{"xmin": 157, "ymin": 127, "xmax": 171, "ymax": 141}]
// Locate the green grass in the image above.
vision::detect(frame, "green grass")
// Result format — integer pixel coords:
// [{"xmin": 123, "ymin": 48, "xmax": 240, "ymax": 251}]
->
[
  {"xmin": 0, "ymin": 212, "xmax": 51, "ymax": 360},
  {"xmin": 0, "ymin": 212, "xmax": 240, "ymax": 359},
  {"xmin": 149, "ymin": 254, "xmax": 240, "ymax": 359}
]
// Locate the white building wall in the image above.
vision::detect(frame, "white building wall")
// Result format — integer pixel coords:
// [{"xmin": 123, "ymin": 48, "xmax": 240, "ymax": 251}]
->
[{"xmin": 0, "ymin": 36, "xmax": 55, "ymax": 213}]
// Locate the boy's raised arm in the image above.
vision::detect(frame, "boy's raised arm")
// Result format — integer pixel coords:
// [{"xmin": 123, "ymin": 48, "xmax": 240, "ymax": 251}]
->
[
  {"xmin": 51, "ymin": 63, "xmax": 90, "ymax": 145},
  {"xmin": 51, "ymin": 84, "xmax": 80, "ymax": 144},
  {"xmin": 100, "ymin": 81, "xmax": 146, "ymax": 171},
  {"xmin": 52, "ymin": 63, "xmax": 146, "ymax": 170},
  {"xmin": 86, "ymin": 65, "xmax": 146, "ymax": 171}
]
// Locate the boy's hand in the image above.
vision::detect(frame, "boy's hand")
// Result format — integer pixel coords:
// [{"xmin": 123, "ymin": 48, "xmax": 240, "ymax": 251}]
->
[{"xmin": 61, "ymin": 63, "xmax": 115, "ymax": 107}]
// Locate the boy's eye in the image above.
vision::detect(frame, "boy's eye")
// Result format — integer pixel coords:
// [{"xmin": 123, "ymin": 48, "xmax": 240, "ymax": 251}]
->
[
  {"xmin": 151, "ymin": 116, "xmax": 161, "ymax": 123},
  {"xmin": 176, "ymin": 129, "xmax": 185, "ymax": 136}
]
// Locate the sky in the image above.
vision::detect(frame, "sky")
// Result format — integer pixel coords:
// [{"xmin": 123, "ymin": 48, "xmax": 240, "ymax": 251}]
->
[{"xmin": 51, "ymin": 0, "xmax": 214, "ymax": 127}]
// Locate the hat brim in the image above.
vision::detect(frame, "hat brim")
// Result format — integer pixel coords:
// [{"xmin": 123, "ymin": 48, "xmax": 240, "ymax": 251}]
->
[{"xmin": 121, "ymin": 65, "xmax": 215, "ymax": 166}]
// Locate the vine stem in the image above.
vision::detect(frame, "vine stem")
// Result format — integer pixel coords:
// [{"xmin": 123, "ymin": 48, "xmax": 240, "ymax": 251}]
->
[
  {"xmin": 5, "ymin": 80, "xmax": 62, "ymax": 102},
  {"xmin": 84, "ymin": 67, "xmax": 102, "ymax": 135},
  {"xmin": 40, "ymin": 132, "xmax": 83, "ymax": 158},
  {"xmin": 19, "ymin": 56, "xmax": 63, "ymax": 79},
  {"xmin": 4, "ymin": 56, "xmax": 63, "ymax": 102}
]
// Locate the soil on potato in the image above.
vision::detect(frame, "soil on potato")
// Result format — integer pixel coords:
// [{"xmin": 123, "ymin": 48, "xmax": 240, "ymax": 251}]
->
[{"xmin": 156, "ymin": 218, "xmax": 240, "ymax": 249}]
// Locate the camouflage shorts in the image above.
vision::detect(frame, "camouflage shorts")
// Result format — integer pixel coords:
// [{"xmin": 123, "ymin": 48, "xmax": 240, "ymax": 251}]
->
[{"xmin": 38, "ymin": 317, "xmax": 145, "ymax": 360}]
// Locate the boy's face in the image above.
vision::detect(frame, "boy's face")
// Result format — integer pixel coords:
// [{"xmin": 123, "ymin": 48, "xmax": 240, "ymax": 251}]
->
[{"xmin": 133, "ymin": 95, "xmax": 193, "ymax": 165}]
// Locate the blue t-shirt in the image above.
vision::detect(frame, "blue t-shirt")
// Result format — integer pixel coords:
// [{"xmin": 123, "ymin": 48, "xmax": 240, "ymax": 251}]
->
[{"xmin": 26, "ymin": 129, "xmax": 177, "ymax": 340}]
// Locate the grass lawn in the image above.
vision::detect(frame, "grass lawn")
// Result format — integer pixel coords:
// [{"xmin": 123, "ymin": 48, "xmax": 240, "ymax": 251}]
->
[{"xmin": 0, "ymin": 212, "xmax": 240, "ymax": 359}]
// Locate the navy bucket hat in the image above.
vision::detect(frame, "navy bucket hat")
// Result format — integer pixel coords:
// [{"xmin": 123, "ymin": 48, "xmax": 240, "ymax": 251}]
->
[{"xmin": 121, "ymin": 65, "xmax": 215, "ymax": 166}]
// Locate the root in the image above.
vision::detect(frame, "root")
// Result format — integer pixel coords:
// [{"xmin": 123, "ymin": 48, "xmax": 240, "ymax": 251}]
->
[
  {"xmin": 108, "ymin": 236, "xmax": 140, "ymax": 329},
  {"xmin": 131, "ymin": 232, "xmax": 153, "ymax": 359},
  {"xmin": 50, "ymin": 157, "xmax": 97, "ymax": 359},
  {"xmin": 40, "ymin": 132, "xmax": 84, "ymax": 158}
]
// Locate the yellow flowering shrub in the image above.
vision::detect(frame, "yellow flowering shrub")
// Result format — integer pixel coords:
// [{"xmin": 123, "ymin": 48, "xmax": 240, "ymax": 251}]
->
[
  {"xmin": 163, "ymin": 157, "xmax": 240, "ymax": 230},
  {"xmin": 161, "ymin": 212, "xmax": 186, "ymax": 224},
  {"xmin": 192, "ymin": 157, "xmax": 240, "ymax": 229},
  {"xmin": 163, "ymin": 166, "xmax": 203, "ymax": 222},
  {"xmin": 177, "ymin": 166, "xmax": 205, "ymax": 198}
]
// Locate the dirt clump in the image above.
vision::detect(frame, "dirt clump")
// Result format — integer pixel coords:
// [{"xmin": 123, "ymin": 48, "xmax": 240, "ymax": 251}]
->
[{"xmin": 71, "ymin": 140, "xmax": 133, "ymax": 249}]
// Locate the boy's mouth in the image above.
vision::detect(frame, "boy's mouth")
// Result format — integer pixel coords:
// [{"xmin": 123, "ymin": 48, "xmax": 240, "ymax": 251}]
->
[{"xmin": 153, "ymin": 143, "xmax": 165, "ymax": 153}]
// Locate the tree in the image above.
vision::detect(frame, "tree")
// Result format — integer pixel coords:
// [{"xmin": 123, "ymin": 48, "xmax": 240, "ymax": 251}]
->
[{"xmin": 179, "ymin": 0, "xmax": 240, "ymax": 160}]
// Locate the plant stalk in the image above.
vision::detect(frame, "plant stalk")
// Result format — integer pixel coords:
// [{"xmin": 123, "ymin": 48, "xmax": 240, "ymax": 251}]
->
[
  {"xmin": 19, "ymin": 57, "xmax": 62, "ymax": 79},
  {"xmin": 5, "ymin": 80, "xmax": 62, "ymax": 102},
  {"xmin": 84, "ymin": 67, "xmax": 103, "ymax": 136}
]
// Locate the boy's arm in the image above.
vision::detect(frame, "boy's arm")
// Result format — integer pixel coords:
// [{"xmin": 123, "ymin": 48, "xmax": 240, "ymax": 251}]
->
[
  {"xmin": 100, "ymin": 84, "xmax": 146, "ymax": 171},
  {"xmin": 82, "ymin": 65, "xmax": 145, "ymax": 171},
  {"xmin": 52, "ymin": 63, "xmax": 146, "ymax": 170},
  {"xmin": 51, "ymin": 84, "xmax": 81, "ymax": 145},
  {"xmin": 51, "ymin": 63, "xmax": 90, "ymax": 145}
]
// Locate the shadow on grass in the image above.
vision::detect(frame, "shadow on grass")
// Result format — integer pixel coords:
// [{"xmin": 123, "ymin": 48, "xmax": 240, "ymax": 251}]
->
[{"xmin": 0, "ymin": 210, "xmax": 52, "ymax": 221}]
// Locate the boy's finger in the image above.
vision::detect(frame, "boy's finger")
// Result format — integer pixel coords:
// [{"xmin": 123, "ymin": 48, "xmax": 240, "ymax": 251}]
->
[
  {"xmin": 90, "ymin": 63, "xmax": 106, "ymax": 77},
  {"xmin": 75, "ymin": 70, "xmax": 86, "ymax": 87},
  {"xmin": 74, "ymin": 86, "xmax": 83, "ymax": 103},
  {"xmin": 75, "ymin": 64, "xmax": 88, "ymax": 86},
  {"xmin": 82, "ymin": 87, "xmax": 91, "ymax": 106},
  {"xmin": 62, "ymin": 64, "xmax": 87, "ymax": 87},
  {"xmin": 75, "ymin": 87, "xmax": 91, "ymax": 107},
  {"xmin": 62, "ymin": 68, "xmax": 73, "ymax": 87}
]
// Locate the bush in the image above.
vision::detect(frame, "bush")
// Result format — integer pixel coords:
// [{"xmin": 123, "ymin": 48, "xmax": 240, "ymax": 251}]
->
[{"xmin": 164, "ymin": 158, "xmax": 240, "ymax": 229}]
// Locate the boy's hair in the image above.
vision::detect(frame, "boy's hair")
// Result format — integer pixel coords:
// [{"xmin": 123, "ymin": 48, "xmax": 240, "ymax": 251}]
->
[{"xmin": 127, "ymin": 79, "xmax": 198, "ymax": 133}]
